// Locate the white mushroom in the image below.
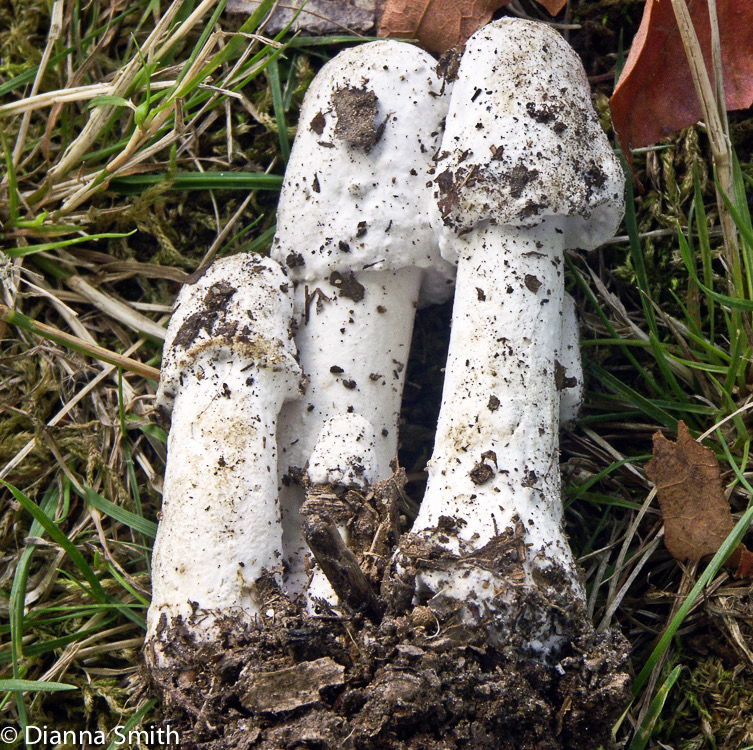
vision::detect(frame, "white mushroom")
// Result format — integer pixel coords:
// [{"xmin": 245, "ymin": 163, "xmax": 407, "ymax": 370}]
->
[
  {"xmin": 145, "ymin": 254, "xmax": 301, "ymax": 663},
  {"xmin": 270, "ymin": 40, "xmax": 454, "ymax": 596},
  {"xmin": 406, "ymin": 18, "xmax": 625, "ymax": 655},
  {"xmin": 307, "ymin": 413, "xmax": 379, "ymax": 490}
]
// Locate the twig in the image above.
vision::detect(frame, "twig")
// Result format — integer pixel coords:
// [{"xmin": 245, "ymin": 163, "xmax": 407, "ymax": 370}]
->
[
  {"xmin": 0, "ymin": 304, "xmax": 160, "ymax": 380},
  {"xmin": 10, "ymin": 0, "xmax": 64, "ymax": 167}
]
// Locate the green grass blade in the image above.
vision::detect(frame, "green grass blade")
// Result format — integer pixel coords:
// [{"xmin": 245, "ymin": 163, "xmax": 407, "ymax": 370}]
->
[
  {"xmin": 267, "ymin": 57, "xmax": 290, "ymax": 162},
  {"xmin": 0, "ymin": 680, "xmax": 76, "ymax": 692},
  {"xmin": 84, "ymin": 487, "xmax": 157, "ymax": 538},
  {"xmin": 566, "ymin": 456, "xmax": 652, "ymax": 503},
  {"xmin": 107, "ymin": 171, "xmax": 283, "ymax": 194},
  {"xmin": 587, "ymin": 363, "xmax": 678, "ymax": 429},
  {"xmin": 628, "ymin": 665, "xmax": 682, "ymax": 750},
  {"xmin": 3, "ymin": 231, "xmax": 135, "ymax": 258},
  {"xmin": 1, "ymin": 131, "xmax": 20, "ymax": 223}
]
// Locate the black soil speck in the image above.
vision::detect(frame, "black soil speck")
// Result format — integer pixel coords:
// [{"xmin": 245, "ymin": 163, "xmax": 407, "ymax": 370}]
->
[
  {"xmin": 509, "ymin": 162, "xmax": 539, "ymax": 199},
  {"xmin": 329, "ymin": 271, "xmax": 365, "ymax": 303},
  {"xmin": 332, "ymin": 86, "xmax": 387, "ymax": 154},
  {"xmin": 555, "ymin": 360, "xmax": 578, "ymax": 391},
  {"xmin": 285, "ymin": 252, "xmax": 305, "ymax": 269},
  {"xmin": 310, "ymin": 110, "xmax": 326, "ymax": 135}
]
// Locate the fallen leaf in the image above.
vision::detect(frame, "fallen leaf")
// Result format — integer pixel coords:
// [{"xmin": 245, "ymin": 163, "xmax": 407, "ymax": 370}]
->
[
  {"xmin": 610, "ymin": 0, "xmax": 753, "ymax": 163},
  {"xmin": 377, "ymin": 0, "xmax": 566, "ymax": 54},
  {"xmin": 645, "ymin": 421, "xmax": 753, "ymax": 578}
]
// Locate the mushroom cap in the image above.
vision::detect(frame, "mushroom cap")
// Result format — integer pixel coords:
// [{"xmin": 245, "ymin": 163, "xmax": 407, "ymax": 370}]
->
[
  {"xmin": 157, "ymin": 253, "xmax": 299, "ymax": 416},
  {"xmin": 432, "ymin": 19, "xmax": 625, "ymax": 260},
  {"xmin": 271, "ymin": 40, "xmax": 454, "ymax": 283},
  {"xmin": 307, "ymin": 413, "xmax": 378, "ymax": 488}
]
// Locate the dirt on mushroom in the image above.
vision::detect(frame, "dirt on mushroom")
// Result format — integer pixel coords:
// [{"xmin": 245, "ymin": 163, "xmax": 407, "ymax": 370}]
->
[{"xmin": 146, "ymin": 468, "xmax": 631, "ymax": 750}]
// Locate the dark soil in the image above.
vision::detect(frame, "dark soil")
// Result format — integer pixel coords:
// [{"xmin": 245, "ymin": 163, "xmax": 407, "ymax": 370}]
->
[{"xmin": 146, "ymin": 472, "xmax": 631, "ymax": 750}]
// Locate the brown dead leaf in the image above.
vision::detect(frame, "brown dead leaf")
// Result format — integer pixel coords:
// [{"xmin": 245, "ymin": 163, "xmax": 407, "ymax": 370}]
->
[
  {"xmin": 645, "ymin": 421, "xmax": 753, "ymax": 578},
  {"xmin": 377, "ymin": 0, "xmax": 566, "ymax": 54},
  {"xmin": 610, "ymin": 0, "xmax": 753, "ymax": 163}
]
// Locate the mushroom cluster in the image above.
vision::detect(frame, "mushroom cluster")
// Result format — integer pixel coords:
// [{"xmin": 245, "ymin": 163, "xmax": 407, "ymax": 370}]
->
[{"xmin": 145, "ymin": 17, "xmax": 628, "ymax": 722}]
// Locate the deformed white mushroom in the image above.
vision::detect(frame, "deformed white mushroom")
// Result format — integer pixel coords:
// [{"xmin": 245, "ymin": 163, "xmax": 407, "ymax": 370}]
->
[
  {"xmin": 406, "ymin": 18, "xmax": 625, "ymax": 654},
  {"xmin": 270, "ymin": 40, "xmax": 454, "ymax": 596},
  {"xmin": 145, "ymin": 253, "xmax": 301, "ymax": 662},
  {"xmin": 307, "ymin": 413, "xmax": 379, "ymax": 490}
]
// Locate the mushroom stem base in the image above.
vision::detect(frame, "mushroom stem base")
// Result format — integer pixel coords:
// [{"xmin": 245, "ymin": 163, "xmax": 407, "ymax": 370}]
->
[
  {"xmin": 146, "ymin": 570, "xmax": 631, "ymax": 750},
  {"xmin": 146, "ymin": 472, "xmax": 631, "ymax": 750}
]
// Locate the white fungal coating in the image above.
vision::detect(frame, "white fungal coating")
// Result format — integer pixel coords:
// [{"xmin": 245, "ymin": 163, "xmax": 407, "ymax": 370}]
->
[
  {"xmin": 412, "ymin": 222, "xmax": 570, "ymax": 569},
  {"xmin": 271, "ymin": 40, "xmax": 453, "ymax": 597},
  {"xmin": 411, "ymin": 19, "xmax": 625, "ymax": 650},
  {"xmin": 557, "ymin": 293, "xmax": 584, "ymax": 428},
  {"xmin": 146, "ymin": 254, "xmax": 301, "ymax": 657},
  {"xmin": 307, "ymin": 413, "xmax": 378, "ymax": 488}
]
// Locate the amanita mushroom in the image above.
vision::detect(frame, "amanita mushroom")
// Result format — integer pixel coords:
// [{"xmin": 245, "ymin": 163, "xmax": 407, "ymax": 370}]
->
[
  {"xmin": 145, "ymin": 253, "xmax": 301, "ymax": 663},
  {"xmin": 406, "ymin": 18, "xmax": 625, "ymax": 654},
  {"xmin": 270, "ymin": 40, "xmax": 453, "ymax": 595}
]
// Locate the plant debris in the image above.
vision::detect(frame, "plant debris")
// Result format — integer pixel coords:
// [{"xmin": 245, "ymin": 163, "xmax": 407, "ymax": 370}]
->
[
  {"xmin": 645, "ymin": 421, "xmax": 753, "ymax": 578},
  {"xmin": 610, "ymin": 0, "xmax": 753, "ymax": 161}
]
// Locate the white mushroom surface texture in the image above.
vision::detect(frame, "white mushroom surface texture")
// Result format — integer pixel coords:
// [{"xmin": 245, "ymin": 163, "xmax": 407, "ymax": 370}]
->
[
  {"xmin": 145, "ymin": 253, "xmax": 301, "ymax": 664},
  {"xmin": 403, "ymin": 17, "xmax": 626, "ymax": 656},
  {"xmin": 270, "ymin": 39, "xmax": 454, "ymax": 598}
]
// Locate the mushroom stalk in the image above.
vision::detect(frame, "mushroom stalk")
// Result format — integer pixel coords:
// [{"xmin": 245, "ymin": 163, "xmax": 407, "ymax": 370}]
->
[
  {"xmin": 278, "ymin": 268, "xmax": 422, "ymax": 594},
  {"xmin": 153, "ymin": 362, "xmax": 292, "ymax": 608},
  {"xmin": 411, "ymin": 222, "xmax": 582, "ymax": 625},
  {"xmin": 402, "ymin": 17, "xmax": 626, "ymax": 657}
]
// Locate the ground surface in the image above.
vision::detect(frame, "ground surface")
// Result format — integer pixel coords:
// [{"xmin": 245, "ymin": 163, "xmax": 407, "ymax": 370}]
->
[{"xmin": 2, "ymin": 0, "xmax": 753, "ymax": 748}]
